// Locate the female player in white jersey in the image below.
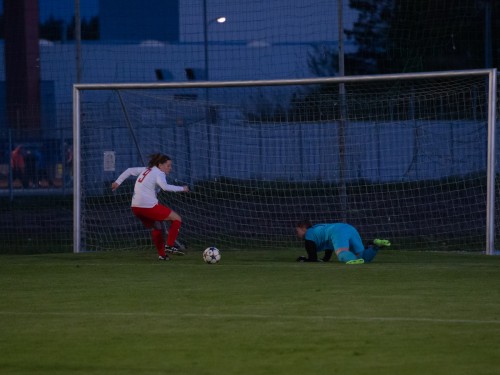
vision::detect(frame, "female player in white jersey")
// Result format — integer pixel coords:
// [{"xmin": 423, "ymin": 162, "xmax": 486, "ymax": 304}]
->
[{"xmin": 111, "ymin": 153, "xmax": 189, "ymax": 260}]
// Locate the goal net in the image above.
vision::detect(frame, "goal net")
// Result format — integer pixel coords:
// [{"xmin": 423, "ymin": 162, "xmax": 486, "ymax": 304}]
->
[{"xmin": 74, "ymin": 69, "xmax": 497, "ymax": 253}]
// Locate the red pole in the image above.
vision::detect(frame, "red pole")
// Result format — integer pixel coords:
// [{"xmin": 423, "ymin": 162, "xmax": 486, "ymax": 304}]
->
[{"xmin": 4, "ymin": 0, "xmax": 41, "ymax": 132}]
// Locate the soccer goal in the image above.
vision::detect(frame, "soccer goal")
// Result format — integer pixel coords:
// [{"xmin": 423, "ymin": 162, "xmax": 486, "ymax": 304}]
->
[{"xmin": 73, "ymin": 69, "xmax": 498, "ymax": 254}]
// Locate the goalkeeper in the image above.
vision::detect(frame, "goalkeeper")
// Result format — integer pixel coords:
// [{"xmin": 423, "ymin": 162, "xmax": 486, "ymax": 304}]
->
[
  {"xmin": 111, "ymin": 153, "xmax": 189, "ymax": 260},
  {"xmin": 295, "ymin": 220, "xmax": 391, "ymax": 265}
]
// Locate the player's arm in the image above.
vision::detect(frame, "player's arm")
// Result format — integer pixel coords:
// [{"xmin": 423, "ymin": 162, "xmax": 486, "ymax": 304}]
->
[
  {"xmin": 297, "ymin": 240, "xmax": 319, "ymax": 262},
  {"xmin": 322, "ymin": 250, "xmax": 333, "ymax": 262},
  {"xmin": 111, "ymin": 167, "xmax": 145, "ymax": 191},
  {"xmin": 157, "ymin": 175, "xmax": 189, "ymax": 192}
]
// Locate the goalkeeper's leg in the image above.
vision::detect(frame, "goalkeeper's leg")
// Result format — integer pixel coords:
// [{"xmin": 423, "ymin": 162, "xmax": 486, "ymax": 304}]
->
[
  {"xmin": 373, "ymin": 239, "xmax": 391, "ymax": 247},
  {"xmin": 335, "ymin": 234, "xmax": 365, "ymax": 265},
  {"xmin": 361, "ymin": 239, "xmax": 391, "ymax": 263},
  {"xmin": 337, "ymin": 249, "xmax": 364, "ymax": 264}
]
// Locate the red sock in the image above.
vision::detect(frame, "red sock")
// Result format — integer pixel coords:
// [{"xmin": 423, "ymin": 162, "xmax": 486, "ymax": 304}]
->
[
  {"xmin": 166, "ymin": 220, "xmax": 181, "ymax": 247},
  {"xmin": 152, "ymin": 228, "xmax": 165, "ymax": 256}
]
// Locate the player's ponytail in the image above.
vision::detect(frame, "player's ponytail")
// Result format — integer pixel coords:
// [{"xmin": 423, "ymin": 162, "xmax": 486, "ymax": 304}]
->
[{"xmin": 147, "ymin": 153, "xmax": 171, "ymax": 168}]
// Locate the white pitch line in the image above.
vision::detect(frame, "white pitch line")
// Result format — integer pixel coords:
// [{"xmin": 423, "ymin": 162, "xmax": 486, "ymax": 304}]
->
[{"xmin": 0, "ymin": 311, "xmax": 498, "ymax": 325}]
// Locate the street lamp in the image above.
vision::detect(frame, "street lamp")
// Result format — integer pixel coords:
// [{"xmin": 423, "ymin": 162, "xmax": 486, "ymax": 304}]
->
[
  {"xmin": 203, "ymin": 9, "xmax": 227, "ymax": 81},
  {"xmin": 202, "ymin": 2, "xmax": 226, "ymax": 177}
]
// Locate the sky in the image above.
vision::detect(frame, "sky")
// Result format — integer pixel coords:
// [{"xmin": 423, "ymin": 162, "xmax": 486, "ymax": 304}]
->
[
  {"xmin": 0, "ymin": 0, "xmax": 356, "ymax": 43},
  {"xmin": 0, "ymin": 0, "xmax": 99, "ymax": 21},
  {"xmin": 179, "ymin": 0, "xmax": 353, "ymax": 43}
]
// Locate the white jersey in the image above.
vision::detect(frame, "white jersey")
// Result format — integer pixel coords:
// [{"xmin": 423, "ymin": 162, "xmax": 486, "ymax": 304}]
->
[{"xmin": 114, "ymin": 166, "xmax": 184, "ymax": 208}]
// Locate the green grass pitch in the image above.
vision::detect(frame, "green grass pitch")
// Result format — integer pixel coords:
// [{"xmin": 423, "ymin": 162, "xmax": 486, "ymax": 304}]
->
[{"xmin": 1, "ymin": 249, "xmax": 500, "ymax": 374}]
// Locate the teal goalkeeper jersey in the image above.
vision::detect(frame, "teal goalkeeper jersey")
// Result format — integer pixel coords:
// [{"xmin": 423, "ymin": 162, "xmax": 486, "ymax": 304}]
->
[{"xmin": 304, "ymin": 223, "xmax": 360, "ymax": 252}]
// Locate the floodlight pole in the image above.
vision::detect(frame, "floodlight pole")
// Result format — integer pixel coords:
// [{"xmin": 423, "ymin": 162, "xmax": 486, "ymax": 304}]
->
[
  {"xmin": 484, "ymin": 0, "xmax": 492, "ymax": 68},
  {"xmin": 338, "ymin": 0, "xmax": 347, "ymax": 220},
  {"xmin": 202, "ymin": 1, "xmax": 226, "ymax": 178},
  {"xmin": 203, "ymin": 0, "xmax": 209, "ymax": 82},
  {"xmin": 202, "ymin": 0, "xmax": 213, "ymax": 177},
  {"xmin": 75, "ymin": 0, "xmax": 81, "ymax": 83}
]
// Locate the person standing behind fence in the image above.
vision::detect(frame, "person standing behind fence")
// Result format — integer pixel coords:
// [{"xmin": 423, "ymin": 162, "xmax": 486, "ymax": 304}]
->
[
  {"xmin": 64, "ymin": 143, "xmax": 73, "ymax": 186},
  {"xmin": 111, "ymin": 153, "xmax": 189, "ymax": 261},
  {"xmin": 24, "ymin": 149, "xmax": 37, "ymax": 188},
  {"xmin": 11, "ymin": 145, "xmax": 27, "ymax": 188}
]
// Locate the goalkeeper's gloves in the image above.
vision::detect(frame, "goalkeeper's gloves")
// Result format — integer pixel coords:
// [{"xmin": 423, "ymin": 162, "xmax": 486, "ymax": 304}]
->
[
  {"xmin": 296, "ymin": 256, "xmax": 319, "ymax": 262},
  {"xmin": 321, "ymin": 249, "xmax": 333, "ymax": 262}
]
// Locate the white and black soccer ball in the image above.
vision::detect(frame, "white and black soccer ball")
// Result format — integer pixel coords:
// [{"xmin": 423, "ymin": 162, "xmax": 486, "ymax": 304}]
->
[{"xmin": 203, "ymin": 246, "xmax": 221, "ymax": 264}]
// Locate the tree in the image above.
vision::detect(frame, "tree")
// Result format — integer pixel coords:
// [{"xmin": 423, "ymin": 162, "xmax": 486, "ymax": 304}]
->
[
  {"xmin": 386, "ymin": 0, "xmax": 486, "ymax": 72},
  {"xmin": 39, "ymin": 15, "xmax": 65, "ymax": 41},
  {"xmin": 345, "ymin": 0, "xmax": 495, "ymax": 74},
  {"xmin": 66, "ymin": 16, "xmax": 100, "ymax": 40},
  {"xmin": 344, "ymin": 0, "xmax": 394, "ymax": 74},
  {"xmin": 307, "ymin": 0, "xmax": 497, "ymax": 76},
  {"xmin": 38, "ymin": 15, "xmax": 99, "ymax": 42}
]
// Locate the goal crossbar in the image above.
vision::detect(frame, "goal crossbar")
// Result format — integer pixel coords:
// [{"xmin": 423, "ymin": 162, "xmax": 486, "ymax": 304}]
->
[{"xmin": 74, "ymin": 69, "xmax": 495, "ymax": 90}]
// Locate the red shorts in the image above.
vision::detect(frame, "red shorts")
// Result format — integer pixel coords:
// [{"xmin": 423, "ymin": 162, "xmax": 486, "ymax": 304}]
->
[{"xmin": 132, "ymin": 204, "xmax": 172, "ymax": 228}]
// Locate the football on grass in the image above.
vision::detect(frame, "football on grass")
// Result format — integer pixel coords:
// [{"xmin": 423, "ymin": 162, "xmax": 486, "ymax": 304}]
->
[{"xmin": 203, "ymin": 246, "xmax": 221, "ymax": 264}]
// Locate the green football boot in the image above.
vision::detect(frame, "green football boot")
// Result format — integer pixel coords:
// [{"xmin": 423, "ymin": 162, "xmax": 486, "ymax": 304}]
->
[
  {"xmin": 373, "ymin": 239, "xmax": 391, "ymax": 247},
  {"xmin": 346, "ymin": 258, "xmax": 365, "ymax": 265}
]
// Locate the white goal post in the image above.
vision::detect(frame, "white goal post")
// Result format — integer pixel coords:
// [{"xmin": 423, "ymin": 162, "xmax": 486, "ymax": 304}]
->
[{"xmin": 73, "ymin": 68, "xmax": 497, "ymax": 254}]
